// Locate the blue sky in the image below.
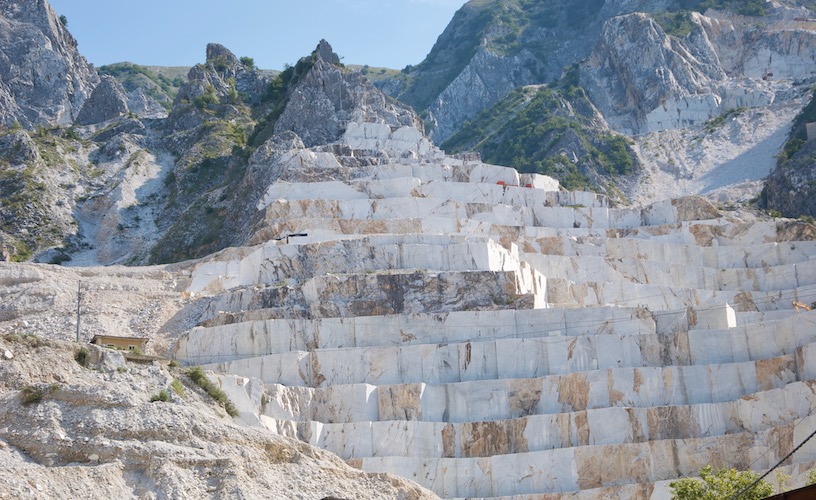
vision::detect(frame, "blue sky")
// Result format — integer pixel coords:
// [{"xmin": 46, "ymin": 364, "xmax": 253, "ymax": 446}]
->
[{"xmin": 48, "ymin": 0, "xmax": 469, "ymax": 70}]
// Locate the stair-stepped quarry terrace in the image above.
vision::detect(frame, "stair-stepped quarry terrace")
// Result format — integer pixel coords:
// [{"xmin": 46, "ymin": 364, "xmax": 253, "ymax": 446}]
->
[{"xmin": 175, "ymin": 156, "xmax": 816, "ymax": 498}]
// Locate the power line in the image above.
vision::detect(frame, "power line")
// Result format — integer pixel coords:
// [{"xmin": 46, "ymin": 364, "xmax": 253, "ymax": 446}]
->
[
  {"xmin": 739, "ymin": 414, "xmax": 810, "ymax": 481},
  {"xmin": 731, "ymin": 425, "xmax": 816, "ymax": 500}
]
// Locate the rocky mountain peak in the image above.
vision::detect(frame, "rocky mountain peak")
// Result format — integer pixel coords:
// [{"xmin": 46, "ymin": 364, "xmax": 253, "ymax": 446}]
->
[
  {"xmin": 169, "ymin": 42, "xmax": 268, "ymax": 133},
  {"xmin": 0, "ymin": 0, "xmax": 98, "ymax": 127},
  {"xmin": 205, "ymin": 42, "xmax": 240, "ymax": 68},
  {"xmin": 315, "ymin": 38, "xmax": 341, "ymax": 66},
  {"xmin": 273, "ymin": 40, "xmax": 424, "ymax": 151}
]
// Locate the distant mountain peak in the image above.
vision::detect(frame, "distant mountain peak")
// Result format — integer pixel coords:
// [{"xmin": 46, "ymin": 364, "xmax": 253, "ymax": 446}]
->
[
  {"xmin": 314, "ymin": 39, "xmax": 341, "ymax": 66},
  {"xmin": 272, "ymin": 41, "xmax": 423, "ymax": 149},
  {"xmin": 206, "ymin": 43, "xmax": 240, "ymax": 68}
]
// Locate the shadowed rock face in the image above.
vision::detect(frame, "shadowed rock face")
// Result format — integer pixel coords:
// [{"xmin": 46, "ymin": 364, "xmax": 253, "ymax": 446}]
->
[
  {"xmin": 763, "ymin": 140, "xmax": 816, "ymax": 218},
  {"xmin": 75, "ymin": 75, "xmax": 130, "ymax": 126},
  {"xmin": 0, "ymin": 0, "xmax": 98, "ymax": 127}
]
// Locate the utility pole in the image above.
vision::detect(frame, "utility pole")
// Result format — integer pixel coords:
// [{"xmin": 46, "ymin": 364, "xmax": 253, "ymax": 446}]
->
[{"xmin": 76, "ymin": 280, "xmax": 81, "ymax": 343}]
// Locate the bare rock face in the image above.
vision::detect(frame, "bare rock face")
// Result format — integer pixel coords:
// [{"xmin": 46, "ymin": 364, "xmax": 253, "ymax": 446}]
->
[
  {"xmin": 0, "ymin": 130, "xmax": 39, "ymax": 164},
  {"xmin": 274, "ymin": 41, "xmax": 421, "ymax": 148},
  {"xmin": 0, "ymin": 0, "xmax": 99, "ymax": 127},
  {"xmin": 75, "ymin": 75, "xmax": 130, "ymax": 126},
  {"xmin": 580, "ymin": 13, "xmax": 726, "ymax": 135},
  {"xmin": 166, "ymin": 42, "xmax": 268, "ymax": 144},
  {"xmin": 389, "ymin": 0, "xmax": 678, "ymax": 143},
  {"xmin": 580, "ymin": 10, "xmax": 816, "ymax": 135},
  {"xmin": 315, "ymin": 38, "xmax": 341, "ymax": 66},
  {"xmin": 426, "ymin": 46, "xmax": 542, "ymax": 143},
  {"xmin": 125, "ymin": 88, "xmax": 168, "ymax": 120}
]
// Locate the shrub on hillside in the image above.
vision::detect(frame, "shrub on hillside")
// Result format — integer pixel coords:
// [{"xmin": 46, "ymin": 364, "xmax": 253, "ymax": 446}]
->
[{"xmin": 186, "ymin": 367, "xmax": 238, "ymax": 417}]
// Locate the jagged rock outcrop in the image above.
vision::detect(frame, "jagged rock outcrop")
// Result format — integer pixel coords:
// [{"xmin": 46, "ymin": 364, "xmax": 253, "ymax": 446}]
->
[
  {"xmin": 314, "ymin": 38, "xmax": 341, "ymax": 65},
  {"xmin": 165, "ymin": 42, "xmax": 265, "ymax": 148},
  {"xmin": 0, "ymin": 0, "xmax": 98, "ymax": 127},
  {"xmin": 173, "ymin": 43, "xmax": 268, "ymax": 113},
  {"xmin": 581, "ymin": 12, "xmax": 727, "ymax": 135},
  {"xmin": 274, "ymin": 41, "xmax": 422, "ymax": 148},
  {"xmin": 387, "ymin": 0, "xmax": 684, "ymax": 143},
  {"xmin": 74, "ymin": 75, "xmax": 130, "ymax": 126},
  {"xmin": 580, "ymin": 10, "xmax": 816, "ymax": 135},
  {"xmin": 391, "ymin": 0, "xmax": 816, "ymax": 143},
  {"xmin": 96, "ymin": 62, "xmax": 186, "ymax": 118}
]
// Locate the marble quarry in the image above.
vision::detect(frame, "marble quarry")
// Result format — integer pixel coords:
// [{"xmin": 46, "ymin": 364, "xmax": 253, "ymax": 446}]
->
[{"xmin": 175, "ymin": 139, "xmax": 816, "ymax": 498}]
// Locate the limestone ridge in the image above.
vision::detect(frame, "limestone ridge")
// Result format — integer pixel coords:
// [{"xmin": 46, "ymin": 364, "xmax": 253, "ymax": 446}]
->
[
  {"xmin": 170, "ymin": 42, "xmax": 268, "ymax": 134},
  {"xmin": 142, "ymin": 39, "xmax": 428, "ymax": 264},
  {"xmin": 389, "ymin": 0, "xmax": 816, "ymax": 142},
  {"xmin": 418, "ymin": 1, "xmax": 816, "ymax": 208},
  {"xmin": 581, "ymin": 12, "xmax": 726, "ymax": 135},
  {"xmin": 145, "ymin": 43, "xmax": 267, "ymax": 263},
  {"xmin": 422, "ymin": 43, "xmax": 544, "ymax": 143},
  {"xmin": 0, "ymin": 0, "xmax": 98, "ymax": 127},
  {"xmin": 274, "ymin": 40, "xmax": 424, "ymax": 150}
]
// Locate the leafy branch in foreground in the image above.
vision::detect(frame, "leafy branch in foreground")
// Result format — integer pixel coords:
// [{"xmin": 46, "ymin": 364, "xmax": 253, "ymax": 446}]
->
[{"xmin": 669, "ymin": 465, "xmax": 774, "ymax": 500}]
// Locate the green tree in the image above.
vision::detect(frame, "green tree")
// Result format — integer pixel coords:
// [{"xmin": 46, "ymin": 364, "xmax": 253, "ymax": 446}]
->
[
  {"xmin": 669, "ymin": 466, "xmax": 774, "ymax": 500},
  {"xmin": 59, "ymin": 15, "xmax": 68, "ymax": 27}
]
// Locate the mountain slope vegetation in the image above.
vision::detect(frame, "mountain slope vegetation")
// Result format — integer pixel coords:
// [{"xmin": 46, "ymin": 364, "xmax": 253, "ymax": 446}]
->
[{"xmin": 442, "ymin": 84, "xmax": 637, "ymax": 194}]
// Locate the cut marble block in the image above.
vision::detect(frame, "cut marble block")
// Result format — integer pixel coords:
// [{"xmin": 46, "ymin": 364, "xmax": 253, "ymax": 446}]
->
[
  {"xmin": 694, "ymin": 303, "xmax": 736, "ymax": 330},
  {"xmin": 279, "ymin": 380, "xmax": 816, "ymax": 461},
  {"xmin": 357, "ymin": 417, "xmax": 816, "ymax": 497},
  {"xmin": 180, "ymin": 147, "xmax": 816, "ymax": 499}
]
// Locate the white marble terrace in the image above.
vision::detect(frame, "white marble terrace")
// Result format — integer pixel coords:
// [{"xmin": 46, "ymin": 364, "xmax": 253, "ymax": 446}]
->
[{"xmin": 177, "ymin": 152, "xmax": 816, "ymax": 498}]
